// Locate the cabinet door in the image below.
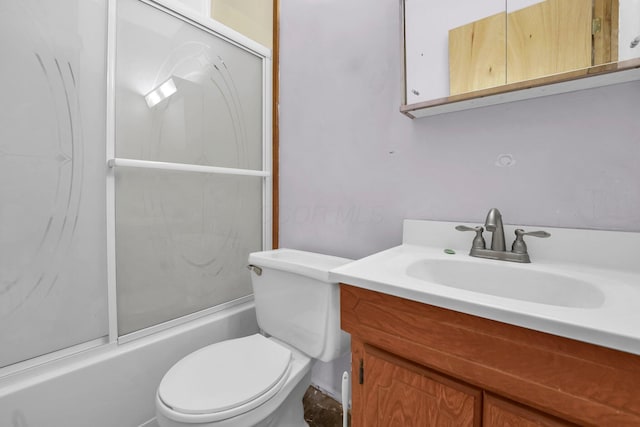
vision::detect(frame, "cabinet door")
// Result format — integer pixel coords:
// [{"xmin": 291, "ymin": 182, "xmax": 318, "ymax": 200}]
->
[
  {"xmin": 484, "ymin": 393, "xmax": 576, "ymax": 427},
  {"xmin": 360, "ymin": 345, "xmax": 481, "ymax": 427}
]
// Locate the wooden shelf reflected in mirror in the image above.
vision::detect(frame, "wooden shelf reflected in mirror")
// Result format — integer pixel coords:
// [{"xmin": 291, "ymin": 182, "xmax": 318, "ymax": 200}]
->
[
  {"xmin": 401, "ymin": 57, "xmax": 640, "ymax": 119},
  {"xmin": 401, "ymin": 0, "xmax": 640, "ymax": 119}
]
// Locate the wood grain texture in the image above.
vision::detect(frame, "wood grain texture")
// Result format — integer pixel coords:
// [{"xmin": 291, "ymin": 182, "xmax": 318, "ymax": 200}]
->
[
  {"xmin": 449, "ymin": 13, "xmax": 506, "ymax": 95},
  {"xmin": 351, "ymin": 338, "xmax": 365, "ymax": 425},
  {"xmin": 506, "ymin": 0, "xmax": 592, "ymax": 84},
  {"xmin": 341, "ymin": 284, "xmax": 640, "ymax": 426},
  {"xmin": 483, "ymin": 394, "xmax": 575, "ymax": 427},
  {"xmin": 401, "ymin": 57, "xmax": 640, "ymax": 117},
  {"xmin": 362, "ymin": 345, "xmax": 482, "ymax": 427},
  {"xmin": 593, "ymin": 0, "xmax": 620, "ymax": 65}
]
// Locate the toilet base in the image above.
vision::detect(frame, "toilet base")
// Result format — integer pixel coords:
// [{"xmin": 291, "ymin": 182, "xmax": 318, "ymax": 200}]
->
[{"xmin": 255, "ymin": 370, "xmax": 311, "ymax": 427}]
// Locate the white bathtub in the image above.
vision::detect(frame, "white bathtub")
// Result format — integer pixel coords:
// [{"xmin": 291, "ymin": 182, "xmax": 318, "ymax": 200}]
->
[{"xmin": 0, "ymin": 301, "xmax": 258, "ymax": 427}]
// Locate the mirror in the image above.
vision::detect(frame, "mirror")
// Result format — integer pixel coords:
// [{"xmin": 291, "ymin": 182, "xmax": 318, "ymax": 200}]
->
[{"xmin": 402, "ymin": 0, "xmax": 640, "ymax": 118}]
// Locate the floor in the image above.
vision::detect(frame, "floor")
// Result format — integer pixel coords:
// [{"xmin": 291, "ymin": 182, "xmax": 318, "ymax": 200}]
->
[
  {"xmin": 303, "ymin": 386, "xmax": 350, "ymax": 427},
  {"xmin": 146, "ymin": 385, "xmax": 346, "ymax": 427}
]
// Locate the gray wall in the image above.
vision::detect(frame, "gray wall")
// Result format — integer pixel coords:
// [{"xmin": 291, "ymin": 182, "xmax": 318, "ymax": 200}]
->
[{"xmin": 279, "ymin": 0, "xmax": 640, "ymax": 261}]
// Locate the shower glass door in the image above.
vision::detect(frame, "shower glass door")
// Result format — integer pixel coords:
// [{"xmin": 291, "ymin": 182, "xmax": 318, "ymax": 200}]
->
[
  {"xmin": 113, "ymin": 0, "xmax": 269, "ymax": 336},
  {"xmin": 0, "ymin": 0, "xmax": 109, "ymax": 368},
  {"xmin": 0, "ymin": 0, "xmax": 270, "ymax": 369}
]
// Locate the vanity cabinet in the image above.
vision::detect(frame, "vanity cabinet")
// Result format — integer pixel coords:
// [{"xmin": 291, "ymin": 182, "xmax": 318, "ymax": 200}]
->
[
  {"xmin": 483, "ymin": 394, "xmax": 573, "ymax": 427},
  {"xmin": 340, "ymin": 284, "xmax": 640, "ymax": 426},
  {"xmin": 361, "ymin": 345, "xmax": 482, "ymax": 426}
]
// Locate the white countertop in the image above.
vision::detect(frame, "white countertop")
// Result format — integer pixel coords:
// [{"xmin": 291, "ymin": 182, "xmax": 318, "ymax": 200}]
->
[{"xmin": 330, "ymin": 220, "xmax": 640, "ymax": 356}]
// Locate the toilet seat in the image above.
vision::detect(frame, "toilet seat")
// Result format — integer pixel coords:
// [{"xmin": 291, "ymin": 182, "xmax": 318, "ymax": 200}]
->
[{"xmin": 157, "ymin": 334, "xmax": 292, "ymax": 423}]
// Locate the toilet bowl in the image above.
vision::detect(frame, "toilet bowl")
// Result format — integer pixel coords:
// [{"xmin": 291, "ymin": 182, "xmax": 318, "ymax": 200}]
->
[
  {"xmin": 155, "ymin": 249, "xmax": 352, "ymax": 427},
  {"xmin": 156, "ymin": 335, "xmax": 312, "ymax": 427}
]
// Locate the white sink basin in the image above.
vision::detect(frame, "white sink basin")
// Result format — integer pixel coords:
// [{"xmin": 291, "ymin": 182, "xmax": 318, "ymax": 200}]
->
[
  {"xmin": 406, "ymin": 259, "xmax": 605, "ymax": 308},
  {"xmin": 330, "ymin": 220, "xmax": 640, "ymax": 355}
]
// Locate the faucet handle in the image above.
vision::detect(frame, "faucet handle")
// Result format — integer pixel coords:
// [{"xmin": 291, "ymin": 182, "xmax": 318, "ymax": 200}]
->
[
  {"xmin": 455, "ymin": 225, "xmax": 486, "ymax": 249},
  {"xmin": 512, "ymin": 229, "xmax": 551, "ymax": 254}
]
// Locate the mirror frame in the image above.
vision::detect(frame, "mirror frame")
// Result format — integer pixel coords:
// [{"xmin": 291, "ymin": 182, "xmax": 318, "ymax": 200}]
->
[{"xmin": 400, "ymin": 1, "xmax": 640, "ymax": 119}]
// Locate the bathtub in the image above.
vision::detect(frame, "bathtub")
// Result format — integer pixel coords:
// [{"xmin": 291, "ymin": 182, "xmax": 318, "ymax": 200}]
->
[{"xmin": 0, "ymin": 301, "xmax": 258, "ymax": 427}]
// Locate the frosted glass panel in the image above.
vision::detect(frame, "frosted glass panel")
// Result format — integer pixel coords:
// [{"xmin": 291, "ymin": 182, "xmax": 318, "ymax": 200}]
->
[
  {"xmin": 0, "ymin": 0, "xmax": 108, "ymax": 367},
  {"xmin": 115, "ymin": 0, "xmax": 263, "ymax": 171},
  {"xmin": 115, "ymin": 169, "xmax": 262, "ymax": 335}
]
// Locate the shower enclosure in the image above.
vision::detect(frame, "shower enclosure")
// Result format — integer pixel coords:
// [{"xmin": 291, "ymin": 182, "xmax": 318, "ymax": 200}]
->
[{"xmin": 0, "ymin": 0, "xmax": 271, "ymax": 374}]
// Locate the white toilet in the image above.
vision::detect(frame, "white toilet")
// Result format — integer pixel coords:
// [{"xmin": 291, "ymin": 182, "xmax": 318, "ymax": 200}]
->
[{"xmin": 155, "ymin": 248, "xmax": 353, "ymax": 427}]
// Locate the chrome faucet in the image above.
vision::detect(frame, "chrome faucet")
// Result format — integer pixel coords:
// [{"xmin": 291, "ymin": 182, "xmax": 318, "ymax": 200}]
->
[
  {"xmin": 456, "ymin": 208, "xmax": 550, "ymax": 263},
  {"xmin": 484, "ymin": 208, "xmax": 505, "ymax": 251}
]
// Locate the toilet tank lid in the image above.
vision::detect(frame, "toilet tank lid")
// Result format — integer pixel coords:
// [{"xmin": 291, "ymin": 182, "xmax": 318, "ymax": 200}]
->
[{"xmin": 249, "ymin": 249, "xmax": 353, "ymax": 282}]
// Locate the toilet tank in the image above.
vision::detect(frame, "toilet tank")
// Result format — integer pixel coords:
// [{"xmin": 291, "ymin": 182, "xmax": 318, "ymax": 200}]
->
[{"xmin": 248, "ymin": 249, "xmax": 353, "ymax": 362}]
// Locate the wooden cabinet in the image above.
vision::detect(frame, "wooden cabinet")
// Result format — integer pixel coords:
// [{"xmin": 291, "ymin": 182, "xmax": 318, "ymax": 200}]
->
[
  {"xmin": 449, "ymin": 12, "xmax": 506, "ymax": 96},
  {"xmin": 483, "ymin": 394, "xmax": 574, "ymax": 427},
  {"xmin": 506, "ymin": 0, "xmax": 592, "ymax": 84},
  {"xmin": 341, "ymin": 284, "xmax": 640, "ymax": 426},
  {"xmin": 448, "ymin": 0, "xmax": 618, "ymax": 95},
  {"xmin": 361, "ymin": 344, "xmax": 481, "ymax": 426}
]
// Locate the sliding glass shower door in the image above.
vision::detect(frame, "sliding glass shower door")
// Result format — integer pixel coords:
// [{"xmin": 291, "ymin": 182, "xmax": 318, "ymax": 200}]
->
[
  {"xmin": 0, "ymin": 0, "xmax": 270, "ymax": 369},
  {"xmin": 0, "ymin": 0, "xmax": 109, "ymax": 368},
  {"xmin": 113, "ymin": 0, "xmax": 269, "ymax": 336}
]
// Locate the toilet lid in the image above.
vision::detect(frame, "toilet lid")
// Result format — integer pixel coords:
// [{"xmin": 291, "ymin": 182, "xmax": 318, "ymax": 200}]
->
[{"xmin": 158, "ymin": 334, "xmax": 292, "ymax": 416}]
